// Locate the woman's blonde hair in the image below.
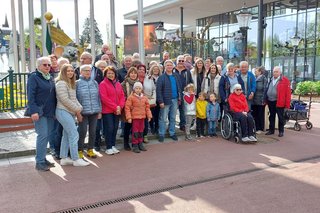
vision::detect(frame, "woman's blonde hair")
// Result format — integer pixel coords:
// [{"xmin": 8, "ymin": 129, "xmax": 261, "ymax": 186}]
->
[
  {"xmin": 56, "ymin": 64, "xmax": 76, "ymax": 89},
  {"xmin": 184, "ymin": 83, "xmax": 195, "ymax": 92},
  {"xmin": 149, "ymin": 64, "xmax": 162, "ymax": 76}
]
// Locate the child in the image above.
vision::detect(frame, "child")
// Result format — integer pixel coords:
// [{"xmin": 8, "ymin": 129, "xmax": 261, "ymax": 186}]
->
[
  {"xmin": 196, "ymin": 92, "xmax": 208, "ymax": 138},
  {"xmin": 183, "ymin": 84, "xmax": 196, "ymax": 140},
  {"xmin": 125, "ymin": 82, "xmax": 152, "ymax": 153},
  {"xmin": 207, "ymin": 93, "xmax": 221, "ymax": 137}
]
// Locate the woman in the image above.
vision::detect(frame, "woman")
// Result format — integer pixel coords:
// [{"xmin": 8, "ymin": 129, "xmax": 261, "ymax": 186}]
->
[
  {"xmin": 252, "ymin": 66, "xmax": 268, "ymax": 133},
  {"xmin": 27, "ymin": 57, "xmax": 56, "ymax": 171},
  {"xmin": 202, "ymin": 63, "xmax": 221, "ymax": 101},
  {"xmin": 137, "ymin": 64, "xmax": 152, "ymax": 143},
  {"xmin": 100, "ymin": 66, "xmax": 125, "ymax": 155},
  {"xmin": 121, "ymin": 67, "xmax": 139, "ymax": 150},
  {"xmin": 191, "ymin": 58, "xmax": 206, "ymax": 97},
  {"xmin": 76, "ymin": 64, "xmax": 101, "ymax": 159},
  {"xmin": 228, "ymin": 84, "xmax": 257, "ymax": 142},
  {"xmin": 55, "ymin": 64, "xmax": 90, "ymax": 166},
  {"xmin": 148, "ymin": 64, "xmax": 162, "ymax": 134}
]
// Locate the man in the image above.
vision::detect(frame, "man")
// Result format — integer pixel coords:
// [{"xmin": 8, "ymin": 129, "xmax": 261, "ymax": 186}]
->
[
  {"xmin": 184, "ymin": 54, "xmax": 193, "ymax": 70},
  {"xmin": 75, "ymin": 52, "xmax": 104, "ymax": 84},
  {"xmin": 117, "ymin": 55, "xmax": 133, "ymax": 83},
  {"xmin": 160, "ymin": 51, "xmax": 170, "ymax": 66},
  {"xmin": 157, "ymin": 60, "xmax": 181, "ymax": 142},
  {"xmin": 265, "ymin": 66, "xmax": 291, "ymax": 137},
  {"xmin": 216, "ymin": 56, "xmax": 226, "ymax": 75},
  {"xmin": 239, "ymin": 61, "xmax": 256, "ymax": 109},
  {"xmin": 174, "ymin": 55, "xmax": 193, "ymax": 131},
  {"xmin": 94, "ymin": 44, "xmax": 109, "ymax": 63},
  {"xmin": 106, "ymin": 50, "xmax": 119, "ymax": 69}
]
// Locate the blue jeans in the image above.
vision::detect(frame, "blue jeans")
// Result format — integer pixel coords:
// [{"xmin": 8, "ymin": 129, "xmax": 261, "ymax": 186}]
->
[
  {"xmin": 56, "ymin": 108, "xmax": 79, "ymax": 161},
  {"xmin": 34, "ymin": 116, "xmax": 55, "ymax": 164},
  {"xmin": 208, "ymin": 120, "xmax": 217, "ymax": 135},
  {"xmin": 102, "ymin": 113, "xmax": 120, "ymax": 149},
  {"xmin": 159, "ymin": 99, "xmax": 178, "ymax": 137},
  {"xmin": 49, "ymin": 119, "xmax": 63, "ymax": 155}
]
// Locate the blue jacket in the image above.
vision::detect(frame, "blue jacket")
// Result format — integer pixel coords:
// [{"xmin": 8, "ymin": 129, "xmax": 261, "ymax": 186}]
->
[
  {"xmin": 76, "ymin": 76, "xmax": 101, "ymax": 115},
  {"xmin": 240, "ymin": 71, "xmax": 256, "ymax": 98},
  {"xmin": 27, "ymin": 71, "xmax": 56, "ymax": 117},
  {"xmin": 219, "ymin": 74, "xmax": 245, "ymax": 103},
  {"xmin": 206, "ymin": 102, "xmax": 221, "ymax": 121},
  {"xmin": 156, "ymin": 72, "xmax": 181, "ymax": 105}
]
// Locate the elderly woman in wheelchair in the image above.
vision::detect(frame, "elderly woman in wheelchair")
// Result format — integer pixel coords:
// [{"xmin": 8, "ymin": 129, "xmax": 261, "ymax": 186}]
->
[{"xmin": 221, "ymin": 84, "xmax": 257, "ymax": 143}]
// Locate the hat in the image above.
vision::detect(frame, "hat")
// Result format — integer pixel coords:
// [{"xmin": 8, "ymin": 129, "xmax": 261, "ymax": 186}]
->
[{"xmin": 133, "ymin": 82, "xmax": 143, "ymax": 90}]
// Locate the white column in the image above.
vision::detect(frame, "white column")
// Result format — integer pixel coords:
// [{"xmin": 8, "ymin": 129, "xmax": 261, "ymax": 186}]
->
[
  {"xmin": 74, "ymin": 0, "xmax": 79, "ymax": 45},
  {"xmin": 137, "ymin": 0, "xmax": 145, "ymax": 64},
  {"xmin": 10, "ymin": 0, "xmax": 19, "ymax": 72},
  {"xmin": 28, "ymin": 0, "xmax": 36, "ymax": 71},
  {"xmin": 41, "ymin": 0, "xmax": 47, "ymax": 56},
  {"xmin": 18, "ymin": 0, "xmax": 26, "ymax": 73},
  {"xmin": 110, "ymin": 0, "xmax": 116, "ymax": 56},
  {"xmin": 90, "ymin": 0, "xmax": 95, "ymax": 60}
]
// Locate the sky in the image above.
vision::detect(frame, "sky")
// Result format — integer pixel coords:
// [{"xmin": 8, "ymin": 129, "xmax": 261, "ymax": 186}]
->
[{"xmin": 0, "ymin": 0, "xmax": 163, "ymax": 43}]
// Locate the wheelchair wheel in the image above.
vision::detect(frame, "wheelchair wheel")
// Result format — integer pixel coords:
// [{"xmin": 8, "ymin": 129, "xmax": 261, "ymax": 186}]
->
[
  {"xmin": 294, "ymin": 122, "xmax": 301, "ymax": 131},
  {"xmin": 306, "ymin": 121, "xmax": 313, "ymax": 130},
  {"xmin": 234, "ymin": 136, "xmax": 241, "ymax": 143},
  {"xmin": 220, "ymin": 113, "xmax": 234, "ymax": 140},
  {"xmin": 234, "ymin": 121, "xmax": 242, "ymax": 143}
]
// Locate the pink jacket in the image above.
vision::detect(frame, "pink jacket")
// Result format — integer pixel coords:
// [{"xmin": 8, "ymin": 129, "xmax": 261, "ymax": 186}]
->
[{"xmin": 99, "ymin": 78, "xmax": 125, "ymax": 114}]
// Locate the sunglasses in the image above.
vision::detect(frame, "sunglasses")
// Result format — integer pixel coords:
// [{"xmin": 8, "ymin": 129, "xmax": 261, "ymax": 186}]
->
[
  {"xmin": 236, "ymin": 89, "xmax": 242, "ymax": 91},
  {"xmin": 178, "ymin": 60, "xmax": 184, "ymax": 62},
  {"xmin": 42, "ymin": 64, "xmax": 51, "ymax": 67}
]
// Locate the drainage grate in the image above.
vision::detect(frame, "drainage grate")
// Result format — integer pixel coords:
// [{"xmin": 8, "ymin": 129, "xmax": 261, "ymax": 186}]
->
[{"xmin": 54, "ymin": 154, "xmax": 320, "ymax": 213}]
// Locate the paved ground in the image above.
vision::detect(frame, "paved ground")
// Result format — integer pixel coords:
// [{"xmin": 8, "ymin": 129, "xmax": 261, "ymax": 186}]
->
[{"xmin": 0, "ymin": 104, "xmax": 319, "ymax": 213}]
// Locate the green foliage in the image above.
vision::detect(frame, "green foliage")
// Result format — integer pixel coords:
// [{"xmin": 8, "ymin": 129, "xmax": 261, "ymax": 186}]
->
[
  {"xmin": 294, "ymin": 81, "xmax": 319, "ymax": 95},
  {"xmin": 79, "ymin": 17, "xmax": 103, "ymax": 46}
]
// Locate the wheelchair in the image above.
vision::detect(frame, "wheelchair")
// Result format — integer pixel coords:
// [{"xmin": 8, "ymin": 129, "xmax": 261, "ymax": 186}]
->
[{"xmin": 220, "ymin": 109, "xmax": 256, "ymax": 144}]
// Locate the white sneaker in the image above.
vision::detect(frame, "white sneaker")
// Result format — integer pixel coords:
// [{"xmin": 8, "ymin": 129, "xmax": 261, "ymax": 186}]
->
[
  {"xmin": 249, "ymin": 136, "xmax": 257, "ymax": 142},
  {"xmin": 112, "ymin": 146, "xmax": 120, "ymax": 154},
  {"xmin": 242, "ymin": 137, "xmax": 251, "ymax": 142},
  {"xmin": 256, "ymin": 130, "xmax": 263, "ymax": 134},
  {"xmin": 73, "ymin": 158, "xmax": 90, "ymax": 167},
  {"xmin": 105, "ymin": 149, "xmax": 114, "ymax": 155},
  {"xmin": 60, "ymin": 157, "xmax": 74, "ymax": 166}
]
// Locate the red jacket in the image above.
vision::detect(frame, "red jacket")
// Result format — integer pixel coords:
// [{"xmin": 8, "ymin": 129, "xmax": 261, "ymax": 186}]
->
[
  {"xmin": 99, "ymin": 78, "xmax": 125, "ymax": 114},
  {"xmin": 276, "ymin": 76, "xmax": 291, "ymax": 108},
  {"xmin": 228, "ymin": 93, "xmax": 249, "ymax": 113}
]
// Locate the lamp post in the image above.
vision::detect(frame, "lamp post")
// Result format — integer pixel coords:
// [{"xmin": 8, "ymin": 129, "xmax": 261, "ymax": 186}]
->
[
  {"xmin": 291, "ymin": 34, "xmax": 301, "ymax": 89},
  {"xmin": 236, "ymin": 3, "xmax": 253, "ymax": 61},
  {"xmin": 155, "ymin": 22, "xmax": 166, "ymax": 62}
]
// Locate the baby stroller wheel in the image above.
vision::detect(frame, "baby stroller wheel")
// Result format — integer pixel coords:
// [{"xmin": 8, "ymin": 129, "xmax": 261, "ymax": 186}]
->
[
  {"xmin": 306, "ymin": 121, "xmax": 313, "ymax": 130},
  {"xmin": 294, "ymin": 123, "xmax": 301, "ymax": 131}
]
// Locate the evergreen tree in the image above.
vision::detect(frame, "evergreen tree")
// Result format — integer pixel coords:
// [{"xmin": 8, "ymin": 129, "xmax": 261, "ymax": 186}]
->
[{"xmin": 80, "ymin": 17, "xmax": 103, "ymax": 46}]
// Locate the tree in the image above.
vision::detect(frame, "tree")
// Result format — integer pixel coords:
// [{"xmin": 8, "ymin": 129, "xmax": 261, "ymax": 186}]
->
[{"xmin": 80, "ymin": 17, "xmax": 103, "ymax": 46}]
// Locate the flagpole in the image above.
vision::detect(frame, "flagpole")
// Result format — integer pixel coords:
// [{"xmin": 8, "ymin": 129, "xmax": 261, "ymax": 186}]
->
[
  {"xmin": 89, "ymin": 0, "xmax": 96, "ymax": 60},
  {"xmin": 10, "ymin": 0, "xmax": 19, "ymax": 73},
  {"xmin": 28, "ymin": 0, "xmax": 36, "ymax": 72},
  {"xmin": 41, "ymin": 0, "xmax": 48, "ymax": 56},
  {"xmin": 74, "ymin": 0, "xmax": 79, "ymax": 45},
  {"xmin": 18, "ymin": 0, "xmax": 26, "ymax": 73},
  {"xmin": 137, "ymin": 0, "xmax": 145, "ymax": 64},
  {"xmin": 110, "ymin": 0, "xmax": 116, "ymax": 57},
  {"xmin": 44, "ymin": 12, "xmax": 53, "ymax": 55}
]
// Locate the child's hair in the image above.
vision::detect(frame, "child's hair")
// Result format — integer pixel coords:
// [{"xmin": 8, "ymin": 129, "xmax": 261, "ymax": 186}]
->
[
  {"xmin": 209, "ymin": 92, "xmax": 216, "ymax": 98},
  {"xmin": 198, "ymin": 92, "xmax": 207, "ymax": 99},
  {"xmin": 184, "ymin": 83, "xmax": 195, "ymax": 92}
]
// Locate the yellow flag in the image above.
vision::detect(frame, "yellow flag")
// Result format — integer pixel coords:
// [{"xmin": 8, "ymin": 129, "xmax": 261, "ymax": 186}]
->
[{"xmin": 49, "ymin": 25, "xmax": 73, "ymax": 46}]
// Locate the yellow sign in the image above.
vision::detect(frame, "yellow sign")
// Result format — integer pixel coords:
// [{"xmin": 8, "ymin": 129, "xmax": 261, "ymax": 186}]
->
[{"xmin": 50, "ymin": 25, "xmax": 73, "ymax": 46}]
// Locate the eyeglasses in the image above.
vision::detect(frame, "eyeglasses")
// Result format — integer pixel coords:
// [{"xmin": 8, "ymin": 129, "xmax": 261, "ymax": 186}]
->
[
  {"xmin": 236, "ymin": 89, "xmax": 242, "ymax": 91},
  {"xmin": 82, "ymin": 69, "xmax": 91, "ymax": 72},
  {"xmin": 178, "ymin": 60, "xmax": 184, "ymax": 62},
  {"xmin": 42, "ymin": 64, "xmax": 51, "ymax": 67}
]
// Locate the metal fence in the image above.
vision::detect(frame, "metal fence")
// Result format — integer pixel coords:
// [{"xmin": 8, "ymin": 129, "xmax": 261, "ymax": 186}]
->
[{"xmin": 0, "ymin": 68, "xmax": 29, "ymax": 112}]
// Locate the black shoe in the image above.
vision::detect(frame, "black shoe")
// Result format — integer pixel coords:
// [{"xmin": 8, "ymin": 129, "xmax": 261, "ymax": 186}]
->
[
  {"xmin": 35, "ymin": 163, "xmax": 49, "ymax": 171},
  {"xmin": 158, "ymin": 136, "xmax": 164, "ymax": 142},
  {"xmin": 124, "ymin": 143, "xmax": 131, "ymax": 151},
  {"xmin": 170, "ymin": 134, "xmax": 178, "ymax": 141},
  {"xmin": 138, "ymin": 143, "xmax": 147, "ymax": 151},
  {"xmin": 132, "ymin": 144, "xmax": 140, "ymax": 153},
  {"xmin": 278, "ymin": 132, "xmax": 284, "ymax": 137},
  {"xmin": 45, "ymin": 159, "xmax": 55, "ymax": 167},
  {"xmin": 53, "ymin": 153, "xmax": 61, "ymax": 160},
  {"xmin": 212, "ymin": 133, "xmax": 218, "ymax": 137},
  {"xmin": 179, "ymin": 126, "xmax": 185, "ymax": 131},
  {"xmin": 265, "ymin": 131, "xmax": 274, "ymax": 135}
]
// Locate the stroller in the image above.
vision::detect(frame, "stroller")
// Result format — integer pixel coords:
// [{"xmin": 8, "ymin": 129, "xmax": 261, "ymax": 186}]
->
[{"xmin": 285, "ymin": 96, "xmax": 313, "ymax": 131}]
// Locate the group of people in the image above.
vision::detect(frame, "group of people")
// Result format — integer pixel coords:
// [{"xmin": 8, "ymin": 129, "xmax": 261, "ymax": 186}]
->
[{"xmin": 26, "ymin": 44, "xmax": 291, "ymax": 172}]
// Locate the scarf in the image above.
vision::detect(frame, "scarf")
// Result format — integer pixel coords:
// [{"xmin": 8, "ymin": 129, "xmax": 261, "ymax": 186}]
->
[{"xmin": 38, "ymin": 70, "xmax": 51, "ymax": 80}]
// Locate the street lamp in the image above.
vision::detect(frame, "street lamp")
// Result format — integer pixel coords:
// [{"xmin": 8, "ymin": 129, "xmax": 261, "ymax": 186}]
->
[
  {"xmin": 291, "ymin": 34, "xmax": 301, "ymax": 90},
  {"xmin": 155, "ymin": 22, "xmax": 166, "ymax": 61},
  {"xmin": 236, "ymin": 3, "xmax": 253, "ymax": 61}
]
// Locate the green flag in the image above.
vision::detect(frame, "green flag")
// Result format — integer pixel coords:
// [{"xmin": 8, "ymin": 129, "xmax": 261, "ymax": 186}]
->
[{"xmin": 46, "ymin": 24, "xmax": 52, "ymax": 54}]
